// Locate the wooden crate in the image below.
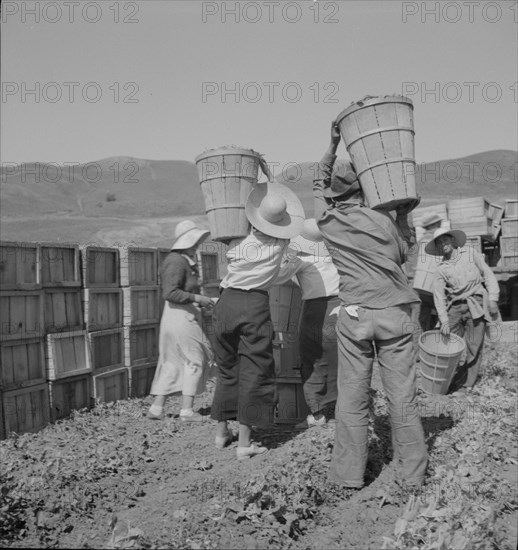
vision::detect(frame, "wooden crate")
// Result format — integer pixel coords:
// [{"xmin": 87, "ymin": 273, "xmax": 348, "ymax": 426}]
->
[
  {"xmin": 1, "ymin": 338, "xmax": 46, "ymax": 390},
  {"xmin": 412, "ymin": 248, "xmax": 442, "ymax": 294},
  {"xmin": 44, "ymin": 288, "xmax": 83, "ymax": 333},
  {"xmin": 119, "ymin": 247, "xmax": 158, "ymax": 287},
  {"xmin": 80, "ymin": 246, "xmax": 120, "ymax": 288},
  {"xmin": 500, "ymin": 255, "xmax": 518, "ymax": 269},
  {"xmin": 0, "ymin": 290, "xmax": 44, "ymax": 340},
  {"xmin": 122, "ymin": 286, "xmax": 160, "ymax": 326},
  {"xmin": 46, "ymin": 330, "xmax": 92, "ymax": 380},
  {"xmin": 447, "ymin": 197, "xmax": 490, "ymax": 220},
  {"xmin": 2, "ymin": 383, "xmax": 50, "ymax": 435},
  {"xmin": 465, "ymin": 236, "xmax": 482, "ymax": 253},
  {"xmin": 128, "ymin": 362, "xmax": 157, "ymax": 398},
  {"xmin": 0, "ymin": 242, "xmax": 40, "ymax": 290},
  {"xmin": 411, "ymin": 204, "xmax": 448, "ymax": 227},
  {"xmin": 488, "ymin": 203, "xmax": 504, "ymax": 224},
  {"xmin": 275, "ymin": 376, "xmax": 310, "ymax": 424},
  {"xmin": 40, "ymin": 243, "xmax": 80, "ymax": 287},
  {"xmin": 91, "ymin": 367, "xmax": 128, "ymax": 404},
  {"xmin": 504, "ymin": 199, "xmax": 518, "ymax": 218},
  {"xmin": 269, "ymin": 282, "xmax": 303, "ymax": 333},
  {"xmin": 450, "ymin": 216, "xmax": 492, "ymax": 237},
  {"xmin": 500, "ymin": 236, "xmax": 518, "ymax": 256},
  {"xmin": 273, "ymin": 334, "xmax": 301, "ymax": 378},
  {"xmin": 49, "ymin": 373, "xmax": 91, "ymax": 421},
  {"xmin": 88, "ymin": 328, "xmax": 124, "ymax": 372},
  {"xmin": 83, "ymin": 288, "xmax": 123, "ymax": 331},
  {"xmin": 123, "ymin": 323, "xmax": 159, "ymax": 366},
  {"xmin": 501, "ymin": 218, "xmax": 518, "ymax": 238}
]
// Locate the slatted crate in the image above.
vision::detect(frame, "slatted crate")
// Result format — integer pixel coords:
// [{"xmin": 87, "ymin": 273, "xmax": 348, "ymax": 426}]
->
[
  {"xmin": 122, "ymin": 286, "xmax": 160, "ymax": 326},
  {"xmin": 80, "ymin": 245, "xmax": 120, "ymax": 288},
  {"xmin": 44, "ymin": 288, "xmax": 83, "ymax": 333},
  {"xmin": 40, "ymin": 243, "xmax": 81, "ymax": 287},
  {"xmin": 2, "ymin": 383, "xmax": 50, "ymax": 435},
  {"xmin": 88, "ymin": 328, "xmax": 125, "ymax": 373},
  {"xmin": 500, "ymin": 255, "xmax": 518, "ymax": 269},
  {"xmin": 46, "ymin": 330, "xmax": 92, "ymax": 380},
  {"xmin": 1, "ymin": 337, "xmax": 46, "ymax": 390},
  {"xmin": 447, "ymin": 197, "xmax": 490, "ymax": 221},
  {"xmin": 269, "ymin": 282, "xmax": 303, "ymax": 334},
  {"xmin": 488, "ymin": 203, "xmax": 504, "ymax": 224},
  {"xmin": 123, "ymin": 323, "xmax": 159, "ymax": 366},
  {"xmin": 273, "ymin": 333, "xmax": 301, "ymax": 378},
  {"xmin": 504, "ymin": 199, "xmax": 518, "ymax": 218},
  {"xmin": 274, "ymin": 376, "xmax": 310, "ymax": 424},
  {"xmin": 48, "ymin": 373, "xmax": 91, "ymax": 421},
  {"xmin": 411, "ymin": 203, "xmax": 448, "ymax": 227},
  {"xmin": 501, "ymin": 218, "xmax": 518, "ymax": 238},
  {"xmin": 83, "ymin": 288, "xmax": 123, "ymax": 331},
  {"xmin": 0, "ymin": 290, "xmax": 44, "ymax": 340},
  {"xmin": 119, "ymin": 246, "xmax": 158, "ymax": 287},
  {"xmin": 500, "ymin": 236, "xmax": 518, "ymax": 256},
  {"xmin": 450, "ymin": 216, "xmax": 493, "ymax": 238},
  {"xmin": 128, "ymin": 362, "xmax": 157, "ymax": 398},
  {"xmin": 91, "ymin": 367, "xmax": 128, "ymax": 404},
  {"xmin": 0, "ymin": 241, "xmax": 40, "ymax": 290},
  {"xmin": 465, "ymin": 236, "xmax": 482, "ymax": 253}
]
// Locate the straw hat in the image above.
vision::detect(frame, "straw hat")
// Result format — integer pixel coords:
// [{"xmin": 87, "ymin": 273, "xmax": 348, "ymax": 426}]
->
[
  {"xmin": 323, "ymin": 160, "xmax": 361, "ymax": 199},
  {"xmin": 424, "ymin": 227, "xmax": 466, "ymax": 256},
  {"xmin": 420, "ymin": 213, "xmax": 443, "ymax": 229},
  {"xmin": 171, "ymin": 220, "xmax": 210, "ymax": 251},
  {"xmin": 245, "ymin": 181, "xmax": 305, "ymax": 239},
  {"xmin": 289, "ymin": 218, "xmax": 329, "ymax": 256}
]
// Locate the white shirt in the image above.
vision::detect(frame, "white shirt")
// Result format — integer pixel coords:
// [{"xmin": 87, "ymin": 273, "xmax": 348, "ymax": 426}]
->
[
  {"xmin": 275, "ymin": 253, "xmax": 339, "ymax": 300},
  {"xmin": 220, "ymin": 231, "xmax": 290, "ymax": 291}
]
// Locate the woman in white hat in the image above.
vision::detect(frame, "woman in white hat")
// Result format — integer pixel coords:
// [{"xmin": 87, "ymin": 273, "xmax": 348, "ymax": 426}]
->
[
  {"xmin": 275, "ymin": 218, "xmax": 340, "ymax": 428},
  {"xmin": 425, "ymin": 227, "xmax": 500, "ymax": 395},
  {"xmin": 210, "ymin": 181, "xmax": 305, "ymax": 460},
  {"xmin": 147, "ymin": 219, "xmax": 215, "ymax": 421}
]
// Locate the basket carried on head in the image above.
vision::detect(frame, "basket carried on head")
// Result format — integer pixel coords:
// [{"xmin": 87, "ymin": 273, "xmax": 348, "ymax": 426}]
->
[
  {"xmin": 418, "ymin": 330, "xmax": 466, "ymax": 395},
  {"xmin": 335, "ymin": 95, "xmax": 418, "ymax": 212},
  {"xmin": 195, "ymin": 146, "xmax": 272, "ymax": 242}
]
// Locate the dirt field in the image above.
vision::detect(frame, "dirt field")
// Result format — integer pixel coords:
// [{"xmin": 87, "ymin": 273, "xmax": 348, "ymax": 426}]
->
[{"xmin": 1, "ymin": 341, "xmax": 517, "ymax": 550}]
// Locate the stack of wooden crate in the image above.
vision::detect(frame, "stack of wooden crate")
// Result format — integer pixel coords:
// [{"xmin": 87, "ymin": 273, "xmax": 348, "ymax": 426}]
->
[
  {"xmin": 499, "ymin": 200, "xmax": 518, "ymax": 268},
  {"xmin": 0, "ymin": 242, "xmax": 48, "ymax": 434},
  {"xmin": 120, "ymin": 246, "xmax": 159, "ymax": 399}
]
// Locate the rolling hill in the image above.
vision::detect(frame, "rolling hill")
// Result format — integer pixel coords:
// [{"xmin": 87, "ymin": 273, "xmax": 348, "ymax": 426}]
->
[{"xmin": 1, "ymin": 150, "xmax": 516, "ymax": 247}]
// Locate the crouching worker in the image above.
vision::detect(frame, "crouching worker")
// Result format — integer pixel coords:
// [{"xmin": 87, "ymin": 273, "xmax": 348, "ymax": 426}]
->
[
  {"xmin": 425, "ymin": 228, "xmax": 500, "ymax": 396},
  {"xmin": 314, "ymin": 121, "xmax": 428, "ymax": 490},
  {"xmin": 210, "ymin": 181, "xmax": 305, "ymax": 460}
]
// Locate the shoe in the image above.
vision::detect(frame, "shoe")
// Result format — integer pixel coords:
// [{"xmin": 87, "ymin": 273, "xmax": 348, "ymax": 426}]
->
[
  {"xmin": 146, "ymin": 411, "xmax": 163, "ymax": 420},
  {"xmin": 179, "ymin": 411, "xmax": 204, "ymax": 422},
  {"xmin": 236, "ymin": 444, "xmax": 268, "ymax": 461},
  {"xmin": 215, "ymin": 428, "xmax": 235, "ymax": 449},
  {"xmin": 295, "ymin": 414, "xmax": 327, "ymax": 429},
  {"xmin": 450, "ymin": 388, "xmax": 467, "ymax": 398}
]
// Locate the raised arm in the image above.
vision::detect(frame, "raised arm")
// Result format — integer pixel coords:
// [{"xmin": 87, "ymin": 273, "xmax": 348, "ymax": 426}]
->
[{"xmin": 313, "ymin": 122, "xmax": 341, "ymax": 221}]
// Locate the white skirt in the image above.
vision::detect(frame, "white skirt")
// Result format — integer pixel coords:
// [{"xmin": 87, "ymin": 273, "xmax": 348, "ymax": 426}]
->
[{"xmin": 150, "ymin": 302, "xmax": 213, "ymax": 396}]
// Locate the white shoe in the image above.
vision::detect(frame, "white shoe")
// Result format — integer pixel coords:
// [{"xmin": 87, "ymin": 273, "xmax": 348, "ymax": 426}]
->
[{"xmin": 295, "ymin": 414, "xmax": 327, "ymax": 429}]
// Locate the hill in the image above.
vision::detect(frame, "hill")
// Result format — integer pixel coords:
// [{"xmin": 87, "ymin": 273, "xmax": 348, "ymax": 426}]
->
[{"xmin": 1, "ymin": 150, "xmax": 516, "ymax": 246}]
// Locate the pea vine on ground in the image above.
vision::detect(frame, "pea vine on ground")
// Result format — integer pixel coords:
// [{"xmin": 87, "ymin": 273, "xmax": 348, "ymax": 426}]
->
[{"xmin": 1, "ymin": 341, "xmax": 516, "ymax": 549}]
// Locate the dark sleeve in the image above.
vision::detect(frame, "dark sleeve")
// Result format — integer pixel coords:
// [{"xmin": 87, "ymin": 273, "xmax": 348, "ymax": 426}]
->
[
  {"xmin": 313, "ymin": 152, "xmax": 336, "ymax": 221},
  {"xmin": 161, "ymin": 254, "xmax": 196, "ymax": 304}
]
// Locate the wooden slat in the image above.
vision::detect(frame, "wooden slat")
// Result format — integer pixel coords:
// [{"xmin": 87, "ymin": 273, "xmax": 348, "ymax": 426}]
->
[
  {"xmin": 128, "ymin": 362, "xmax": 157, "ymax": 398},
  {"xmin": 82, "ymin": 288, "xmax": 123, "ymax": 331},
  {"xmin": 44, "ymin": 289, "xmax": 83, "ymax": 333},
  {"xmin": 488, "ymin": 203, "xmax": 504, "ymax": 224},
  {"xmin": 80, "ymin": 245, "xmax": 120, "ymax": 288},
  {"xmin": 119, "ymin": 247, "xmax": 158, "ymax": 287},
  {"xmin": 274, "ymin": 378, "xmax": 309, "ymax": 424},
  {"xmin": 46, "ymin": 330, "xmax": 92, "ymax": 380},
  {"xmin": 500, "ymin": 236, "xmax": 518, "ymax": 255},
  {"xmin": 48, "ymin": 374, "xmax": 91, "ymax": 421},
  {"xmin": 447, "ymin": 197, "xmax": 490, "ymax": 220},
  {"xmin": 504, "ymin": 199, "xmax": 518, "ymax": 218},
  {"xmin": 88, "ymin": 328, "xmax": 124, "ymax": 373},
  {"xmin": 501, "ymin": 218, "xmax": 518, "ymax": 238},
  {"xmin": 0, "ymin": 291, "xmax": 44, "ymax": 340},
  {"xmin": 0, "ymin": 242, "xmax": 40, "ymax": 290},
  {"xmin": 122, "ymin": 286, "xmax": 160, "ymax": 326},
  {"xmin": 123, "ymin": 323, "xmax": 159, "ymax": 366},
  {"xmin": 92, "ymin": 367, "xmax": 128, "ymax": 404},
  {"xmin": 40, "ymin": 243, "xmax": 80, "ymax": 287},
  {"xmin": 0, "ymin": 338, "xmax": 46, "ymax": 390},
  {"xmin": 2, "ymin": 384, "xmax": 50, "ymax": 435}
]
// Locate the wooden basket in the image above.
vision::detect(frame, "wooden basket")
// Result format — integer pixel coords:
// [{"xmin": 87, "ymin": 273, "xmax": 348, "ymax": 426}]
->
[
  {"xmin": 335, "ymin": 95, "xmax": 417, "ymax": 211},
  {"xmin": 195, "ymin": 146, "xmax": 271, "ymax": 241}
]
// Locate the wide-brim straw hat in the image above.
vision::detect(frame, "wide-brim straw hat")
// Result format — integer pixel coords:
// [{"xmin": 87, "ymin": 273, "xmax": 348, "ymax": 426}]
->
[
  {"xmin": 323, "ymin": 160, "xmax": 361, "ymax": 199},
  {"xmin": 420, "ymin": 213, "xmax": 443, "ymax": 229},
  {"xmin": 245, "ymin": 181, "xmax": 305, "ymax": 239},
  {"xmin": 171, "ymin": 220, "xmax": 210, "ymax": 251},
  {"xmin": 289, "ymin": 218, "xmax": 329, "ymax": 256},
  {"xmin": 425, "ymin": 227, "xmax": 467, "ymax": 256}
]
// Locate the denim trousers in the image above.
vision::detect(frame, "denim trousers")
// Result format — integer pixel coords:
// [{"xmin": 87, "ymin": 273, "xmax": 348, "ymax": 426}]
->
[{"xmin": 329, "ymin": 304, "xmax": 428, "ymax": 488}]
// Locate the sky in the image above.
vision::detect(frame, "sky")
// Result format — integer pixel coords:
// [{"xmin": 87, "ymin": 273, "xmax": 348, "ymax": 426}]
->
[{"xmin": 1, "ymin": 0, "xmax": 517, "ymax": 170}]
